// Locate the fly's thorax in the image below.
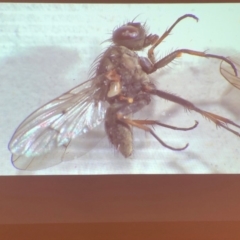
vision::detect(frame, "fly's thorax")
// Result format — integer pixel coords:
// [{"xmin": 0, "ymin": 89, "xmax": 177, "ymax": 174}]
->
[
  {"xmin": 97, "ymin": 45, "xmax": 150, "ymax": 100},
  {"xmin": 105, "ymin": 104, "xmax": 133, "ymax": 158},
  {"xmin": 97, "ymin": 46, "xmax": 149, "ymax": 82},
  {"xmin": 96, "ymin": 46, "xmax": 123, "ymax": 75}
]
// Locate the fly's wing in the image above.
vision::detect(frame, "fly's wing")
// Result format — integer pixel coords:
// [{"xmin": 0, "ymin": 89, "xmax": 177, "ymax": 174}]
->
[
  {"xmin": 220, "ymin": 56, "xmax": 240, "ymax": 90},
  {"xmin": 8, "ymin": 74, "xmax": 108, "ymax": 170}
]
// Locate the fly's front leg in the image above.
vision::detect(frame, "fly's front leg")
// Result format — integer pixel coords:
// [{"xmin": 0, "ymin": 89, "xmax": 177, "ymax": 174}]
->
[
  {"xmin": 148, "ymin": 49, "xmax": 238, "ymax": 76},
  {"xmin": 147, "ymin": 14, "xmax": 198, "ymax": 64},
  {"xmin": 143, "ymin": 83, "xmax": 240, "ymax": 137}
]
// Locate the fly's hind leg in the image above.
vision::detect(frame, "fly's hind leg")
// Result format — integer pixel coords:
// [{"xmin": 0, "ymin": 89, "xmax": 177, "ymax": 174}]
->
[
  {"xmin": 131, "ymin": 119, "xmax": 198, "ymax": 131},
  {"xmin": 115, "ymin": 93, "xmax": 198, "ymax": 151},
  {"xmin": 118, "ymin": 117, "xmax": 192, "ymax": 151}
]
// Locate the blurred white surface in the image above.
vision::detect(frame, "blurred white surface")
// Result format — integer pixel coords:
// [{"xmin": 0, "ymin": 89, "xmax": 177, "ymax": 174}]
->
[{"xmin": 1, "ymin": 3, "xmax": 240, "ymax": 175}]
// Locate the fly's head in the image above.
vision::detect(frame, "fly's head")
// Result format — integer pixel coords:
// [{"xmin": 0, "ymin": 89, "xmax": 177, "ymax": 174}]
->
[{"xmin": 112, "ymin": 21, "xmax": 147, "ymax": 51}]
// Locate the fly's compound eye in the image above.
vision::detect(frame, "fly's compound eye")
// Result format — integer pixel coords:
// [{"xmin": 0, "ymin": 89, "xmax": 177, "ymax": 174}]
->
[{"xmin": 112, "ymin": 22, "xmax": 146, "ymax": 50}]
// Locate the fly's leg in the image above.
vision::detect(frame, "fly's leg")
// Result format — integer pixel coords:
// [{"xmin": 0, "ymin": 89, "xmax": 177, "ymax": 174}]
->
[
  {"xmin": 115, "ymin": 94, "xmax": 198, "ymax": 151},
  {"xmin": 132, "ymin": 119, "xmax": 198, "ymax": 131},
  {"xmin": 142, "ymin": 13, "xmax": 238, "ymax": 77},
  {"xmin": 118, "ymin": 117, "xmax": 189, "ymax": 151},
  {"xmin": 147, "ymin": 14, "xmax": 198, "ymax": 63},
  {"xmin": 149, "ymin": 49, "xmax": 238, "ymax": 76},
  {"xmin": 144, "ymin": 84, "xmax": 240, "ymax": 137}
]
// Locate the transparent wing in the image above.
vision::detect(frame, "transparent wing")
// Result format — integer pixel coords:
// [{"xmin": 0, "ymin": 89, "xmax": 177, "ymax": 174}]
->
[
  {"xmin": 220, "ymin": 56, "xmax": 240, "ymax": 90},
  {"xmin": 9, "ymin": 74, "xmax": 108, "ymax": 170}
]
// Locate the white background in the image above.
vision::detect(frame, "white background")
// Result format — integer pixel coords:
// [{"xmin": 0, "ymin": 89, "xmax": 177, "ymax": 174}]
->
[{"xmin": 1, "ymin": 3, "xmax": 240, "ymax": 175}]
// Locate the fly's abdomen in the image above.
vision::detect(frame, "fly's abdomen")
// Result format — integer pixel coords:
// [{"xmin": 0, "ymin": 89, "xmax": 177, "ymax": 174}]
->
[{"xmin": 105, "ymin": 106, "xmax": 133, "ymax": 157}]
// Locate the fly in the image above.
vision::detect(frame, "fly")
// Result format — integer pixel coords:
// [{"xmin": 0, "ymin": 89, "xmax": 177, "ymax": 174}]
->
[{"xmin": 8, "ymin": 14, "xmax": 240, "ymax": 170}]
